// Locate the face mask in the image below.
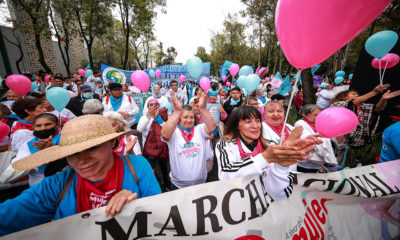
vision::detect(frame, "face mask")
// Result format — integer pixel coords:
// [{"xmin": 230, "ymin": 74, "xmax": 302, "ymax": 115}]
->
[
  {"xmin": 33, "ymin": 127, "xmax": 57, "ymax": 139},
  {"xmin": 263, "ymin": 92, "xmax": 268, "ymax": 97},
  {"xmin": 83, "ymin": 92, "xmax": 93, "ymax": 99}
]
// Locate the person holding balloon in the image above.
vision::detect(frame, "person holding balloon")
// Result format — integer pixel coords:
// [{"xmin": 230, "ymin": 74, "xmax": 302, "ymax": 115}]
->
[
  {"xmin": 330, "ymin": 85, "xmax": 400, "ymax": 149},
  {"xmin": 161, "ymin": 90, "xmax": 216, "ymax": 190},
  {"xmin": 0, "ymin": 113, "xmax": 61, "ymax": 186},
  {"xmin": 294, "ymin": 104, "xmax": 338, "ymax": 173},
  {"xmin": 216, "ymin": 106, "xmax": 318, "ymax": 200}
]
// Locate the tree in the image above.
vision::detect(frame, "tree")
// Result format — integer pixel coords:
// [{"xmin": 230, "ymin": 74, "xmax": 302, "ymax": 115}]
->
[
  {"xmin": 114, "ymin": 0, "xmax": 166, "ymax": 69},
  {"xmin": 195, "ymin": 46, "xmax": 210, "ymax": 63},
  {"xmin": 48, "ymin": 0, "xmax": 77, "ymax": 76},
  {"xmin": 1, "ymin": 26, "xmax": 24, "ymax": 73},
  {"xmin": 72, "ymin": 0, "xmax": 113, "ymax": 69},
  {"xmin": 154, "ymin": 41, "xmax": 165, "ymax": 67},
  {"xmin": 8, "ymin": 0, "xmax": 53, "ymax": 73},
  {"xmin": 162, "ymin": 46, "xmax": 177, "ymax": 65}
]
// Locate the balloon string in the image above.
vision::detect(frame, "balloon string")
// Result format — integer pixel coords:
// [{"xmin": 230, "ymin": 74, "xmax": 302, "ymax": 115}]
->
[
  {"xmin": 379, "ymin": 59, "xmax": 382, "ymax": 85},
  {"xmin": 280, "ymin": 69, "xmax": 301, "ymax": 145},
  {"xmin": 381, "ymin": 61, "xmax": 389, "ymax": 83}
]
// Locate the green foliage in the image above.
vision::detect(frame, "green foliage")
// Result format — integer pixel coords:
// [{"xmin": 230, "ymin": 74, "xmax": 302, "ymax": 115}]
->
[{"xmin": 195, "ymin": 46, "xmax": 210, "ymax": 63}]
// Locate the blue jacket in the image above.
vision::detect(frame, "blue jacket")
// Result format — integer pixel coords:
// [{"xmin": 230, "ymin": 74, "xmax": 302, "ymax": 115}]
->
[
  {"xmin": 380, "ymin": 121, "xmax": 400, "ymax": 163},
  {"xmin": 0, "ymin": 155, "xmax": 161, "ymax": 236}
]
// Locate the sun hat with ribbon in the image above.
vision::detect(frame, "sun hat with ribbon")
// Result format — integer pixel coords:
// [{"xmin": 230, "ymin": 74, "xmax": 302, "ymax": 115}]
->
[{"xmin": 12, "ymin": 115, "xmax": 128, "ymax": 171}]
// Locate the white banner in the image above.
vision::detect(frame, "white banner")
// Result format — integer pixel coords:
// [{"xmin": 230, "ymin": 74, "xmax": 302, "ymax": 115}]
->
[{"xmin": 3, "ymin": 160, "xmax": 400, "ymax": 240}]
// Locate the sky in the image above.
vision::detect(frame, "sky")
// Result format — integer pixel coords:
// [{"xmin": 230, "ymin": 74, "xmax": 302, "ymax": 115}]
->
[{"xmin": 154, "ymin": 0, "xmax": 246, "ymax": 63}]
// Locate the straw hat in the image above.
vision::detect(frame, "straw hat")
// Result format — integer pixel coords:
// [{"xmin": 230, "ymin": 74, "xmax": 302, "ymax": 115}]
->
[{"xmin": 13, "ymin": 115, "xmax": 127, "ymax": 171}]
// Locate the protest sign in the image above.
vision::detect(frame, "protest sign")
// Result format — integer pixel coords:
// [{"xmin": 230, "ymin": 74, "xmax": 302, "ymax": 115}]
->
[{"xmin": 3, "ymin": 160, "xmax": 400, "ymax": 240}]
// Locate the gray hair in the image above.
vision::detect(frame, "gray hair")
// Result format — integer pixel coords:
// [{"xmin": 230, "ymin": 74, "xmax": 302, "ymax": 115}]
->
[
  {"xmin": 256, "ymin": 86, "xmax": 265, "ymax": 95},
  {"xmin": 104, "ymin": 111, "xmax": 130, "ymax": 131},
  {"xmin": 302, "ymin": 104, "xmax": 320, "ymax": 116},
  {"xmin": 152, "ymin": 85, "xmax": 160, "ymax": 90},
  {"xmin": 181, "ymin": 104, "xmax": 199, "ymax": 126},
  {"xmin": 82, "ymin": 99, "xmax": 104, "ymax": 114}
]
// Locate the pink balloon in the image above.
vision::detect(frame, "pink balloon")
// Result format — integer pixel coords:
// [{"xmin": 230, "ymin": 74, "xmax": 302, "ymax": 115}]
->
[
  {"xmin": 226, "ymin": 82, "xmax": 231, "ymax": 87},
  {"xmin": 78, "ymin": 69, "xmax": 86, "ymax": 76},
  {"xmin": 275, "ymin": 0, "xmax": 391, "ymax": 69},
  {"xmin": 199, "ymin": 77, "xmax": 210, "ymax": 91},
  {"xmin": 348, "ymin": 81, "xmax": 351, "ymax": 84},
  {"xmin": 229, "ymin": 64, "xmax": 239, "ymax": 76},
  {"xmin": 265, "ymin": 77, "xmax": 271, "ymax": 82},
  {"xmin": 371, "ymin": 53, "xmax": 400, "ymax": 69},
  {"xmin": 222, "ymin": 76, "xmax": 227, "ymax": 82},
  {"xmin": 44, "ymin": 75, "xmax": 51, "ymax": 83},
  {"xmin": 179, "ymin": 75, "xmax": 186, "ymax": 83},
  {"xmin": 315, "ymin": 107, "xmax": 358, "ymax": 138},
  {"xmin": 131, "ymin": 70, "xmax": 150, "ymax": 92},
  {"xmin": 5, "ymin": 74, "xmax": 32, "ymax": 95},
  {"xmin": 155, "ymin": 69, "xmax": 162, "ymax": 78},
  {"xmin": 0, "ymin": 122, "xmax": 10, "ymax": 140},
  {"xmin": 68, "ymin": 90, "xmax": 77, "ymax": 98}
]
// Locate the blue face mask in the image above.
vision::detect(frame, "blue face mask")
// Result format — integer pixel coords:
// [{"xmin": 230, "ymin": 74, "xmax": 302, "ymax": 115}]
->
[
  {"xmin": 263, "ymin": 92, "xmax": 268, "ymax": 97},
  {"xmin": 83, "ymin": 92, "xmax": 93, "ymax": 99}
]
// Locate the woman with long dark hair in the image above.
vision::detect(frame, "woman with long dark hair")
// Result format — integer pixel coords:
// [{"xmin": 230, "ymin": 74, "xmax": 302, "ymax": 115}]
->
[{"xmin": 216, "ymin": 106, "xmax": 318, "ymax": 200}]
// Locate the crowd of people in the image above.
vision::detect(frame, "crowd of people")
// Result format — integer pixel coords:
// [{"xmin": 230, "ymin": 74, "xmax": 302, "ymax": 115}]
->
[{"xmin": 0, "ymin": 68, "xmax": 399, "ymax": 236}]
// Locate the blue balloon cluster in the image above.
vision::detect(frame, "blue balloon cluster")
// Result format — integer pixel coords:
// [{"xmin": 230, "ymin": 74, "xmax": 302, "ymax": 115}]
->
[{"xmin": 149, "ymin": 69, "xmax": 155, "ymax": 78}]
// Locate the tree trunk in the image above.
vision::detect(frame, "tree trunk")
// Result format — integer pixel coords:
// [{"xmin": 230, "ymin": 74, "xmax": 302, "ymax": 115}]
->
[
  {"xmin": 35, "ymin": 33, "xmax": 52, "ymax": 74},
  {"xmin": 272, "ymin": 47, "xmax": 279, "ymax": 74},
  {"xmin": 87, "ymin": 40, "xmax": 94, "ymax": 70},
  {"xmin": 301, "ymin": 68, "xmax": 315, "ymax": 105}
]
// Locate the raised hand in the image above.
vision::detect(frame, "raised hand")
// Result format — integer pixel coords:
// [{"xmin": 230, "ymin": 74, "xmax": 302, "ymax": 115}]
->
[
  {"xmin": 373, "ymin": 84, "xmax": 390, "ymax": 94},
  {"xmin": 199, "ymin": 90, "xmax": 209, "ymax": 110},
  {"xmin": 170, "ymin": 91, "xmax": 182, "ymax": 112},
  {"xmin": 382, "ymin": 90, "xmax": 400, "ymax": 100},
  {"xmin": 262, "ymin": 144, "xmax": 313, "ymax": 167},
  {"xmin": 126, "ymin": 136, "xmax": 138, "ymax": 155}
]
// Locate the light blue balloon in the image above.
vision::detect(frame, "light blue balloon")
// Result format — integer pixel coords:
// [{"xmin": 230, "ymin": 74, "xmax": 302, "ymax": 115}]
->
[
  {"xmin": 334, "ymin": 77, "xmax": 344, "ymax": 85},
  {"xmin": 365, "ymin": 30, "xmax": 398, "ymax": 59},
  {"xmin": 46, "ymin": 87, "xmax": 70, "ymax": 112},
  {"xmin": 160, "ymin": 101, "xmax": 172, "ymax": 114},
  {"xmin": 186, "ymin": 57, "xmax": 203, "ymax": 79},
  {"xmin": 85, "ymin": 69, "xmax": 93, "ymax": 78},
  {"xmin": 30, "ymin": 82, "xmax": 38, "ymax": 91},
  {"xmin": 238, "ymin": 65, "xmax": 253, "ymax": 76},
  {"xmin": 149, "ymin": 69, "xmax": 155, "ymax": 78},
  {"xmin": 335, "ymin": 70, "xmax": 345, "ymax": 77},
  {"xmin": 320, "ymin": 83, "xmax": 329, "ymax": 88},
  {"xmin": 349, "ymin": 74, "xmax": 353, "ymax": 80},
  {"xmin": 244, "ymin": 74, "xmax": 261, "ymax": 93},
  {"xmin": 237, "ymin": 75, "xmax": 247, "ymax": 89}
]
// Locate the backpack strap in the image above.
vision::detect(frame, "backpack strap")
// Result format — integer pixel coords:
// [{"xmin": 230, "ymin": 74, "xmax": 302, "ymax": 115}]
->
[
  {"xmin": 56, "ymin": 170, "xmax": 75, "ymax": 208},
  {"xmin": 106, "ymin": 95, "xmax": 110, "ymax": 104},
  {"xmin": 123, "ymin": 155, "xmax": 138, "ymax": 185}
]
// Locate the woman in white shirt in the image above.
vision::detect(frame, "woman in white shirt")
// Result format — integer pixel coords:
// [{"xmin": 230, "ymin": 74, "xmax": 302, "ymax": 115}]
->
[
  {"xmin": 161, "ymin": 90, "xmax": 216, "ymax": 190},
  {"xmin": 216, "ymin": 106, "xmax": 319, "ymax": 200},
  {"xmin": 294, "ymin": 104, "xmax": 338, "ymax": 173},
  {"xmin": 262, "ymin": 100, "xmax": 294, "ymax": 145}
]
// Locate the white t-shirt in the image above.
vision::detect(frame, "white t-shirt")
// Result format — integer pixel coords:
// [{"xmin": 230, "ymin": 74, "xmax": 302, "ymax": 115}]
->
[{"xmin": 162, "ymin": 124, "xmax": 209, "ymax": 188}]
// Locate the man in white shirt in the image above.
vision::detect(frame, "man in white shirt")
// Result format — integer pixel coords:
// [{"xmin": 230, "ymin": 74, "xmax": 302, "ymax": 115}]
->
[
  {"xmin": 164, "ymin": 80, "xmax": 188, "ymax": 111},
  {"xmin": 102, "ymin": 83, "xmax": 139, "ymax": 127}
]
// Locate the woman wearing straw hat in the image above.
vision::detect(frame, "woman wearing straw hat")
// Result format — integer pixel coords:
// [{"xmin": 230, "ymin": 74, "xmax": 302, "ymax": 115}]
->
[{"xmin": 0, "ymin": 114, "xmax": 161, "ymax": 236}]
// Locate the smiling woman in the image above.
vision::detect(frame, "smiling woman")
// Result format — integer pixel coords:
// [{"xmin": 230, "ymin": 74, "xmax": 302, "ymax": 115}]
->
[
  {"xmin": 161, "ymin": 90, "xmax": 216, "ymax": 190},
  {"xmin": 0, "ymin": 115, "xmax": 161, "ymax": 236}
]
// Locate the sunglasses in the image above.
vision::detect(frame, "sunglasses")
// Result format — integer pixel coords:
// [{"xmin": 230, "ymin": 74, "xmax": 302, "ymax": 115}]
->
[{"xmin": 149, "ymin": 103, "xmax": 159, "ymax": 107}]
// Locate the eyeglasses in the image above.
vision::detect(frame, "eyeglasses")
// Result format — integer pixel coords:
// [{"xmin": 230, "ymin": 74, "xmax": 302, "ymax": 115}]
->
[{"xmin": 149, "ymin": 103, "xmax": 159, "ymax": 107}]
